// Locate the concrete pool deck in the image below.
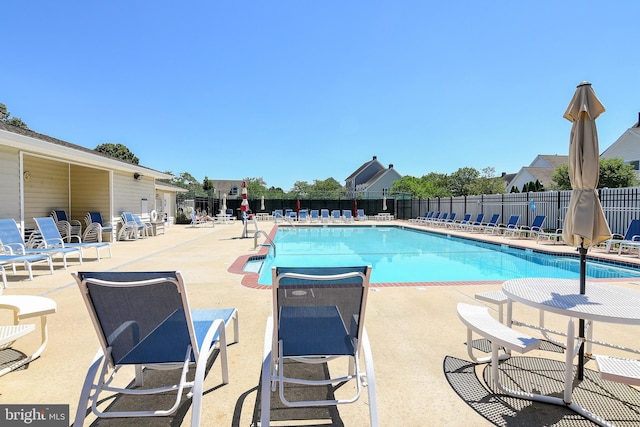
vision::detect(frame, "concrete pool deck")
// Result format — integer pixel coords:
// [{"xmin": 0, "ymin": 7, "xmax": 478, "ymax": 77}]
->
[{"xmin": 1, "ymin": 219, "xmax": 639, "ymax": 426}]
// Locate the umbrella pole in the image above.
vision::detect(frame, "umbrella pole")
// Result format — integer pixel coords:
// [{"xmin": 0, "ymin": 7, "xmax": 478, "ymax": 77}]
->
[{"xmin": 578, "ymin": 243, "xmax": 587, "ymax": 380}]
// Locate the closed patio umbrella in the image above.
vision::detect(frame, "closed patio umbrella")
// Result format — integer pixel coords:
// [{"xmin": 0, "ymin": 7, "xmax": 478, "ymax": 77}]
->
[
  {"xmin": 240, "ymin": 181, "xmax": 249, "ymax": 238},
  {"xmin": 561, "ymin": 81, "xmax": 612, "ymax": 379},
  {"xmin": 382, "ymin": 195, "xmax": 387, "ymax": 211},
  {"xmin": 221, "ymin": 193, "xmax": 227, "ymax": 214},
  {"xmin": 261, "ymin": 196, "xmax": 265, "ymax": 211}
]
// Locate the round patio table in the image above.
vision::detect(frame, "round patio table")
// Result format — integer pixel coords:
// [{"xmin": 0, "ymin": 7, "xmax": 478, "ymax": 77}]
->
[{"xmin": 502, "ymin": 278, "xmax": 640, "ymax": 427}]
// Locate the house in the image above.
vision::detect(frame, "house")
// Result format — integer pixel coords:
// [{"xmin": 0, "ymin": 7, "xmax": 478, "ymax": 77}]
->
[
  {"xmin": 600, "ymin": 114, "xmax": 640, "ymax": 177},
  {"xmin": 210, "ymin": 179, "xmax": 244, "ymax": 199},
  {"xmin": 505, "ymin": 155, "xmax": 568, "ymax": 192},
  {"xmin": 0, "ymin": 121, "xmax": 179, "ymax": 238},
  {"xmin": 345, "ymin": 155, "xmax": 403, "ymax": 199}
]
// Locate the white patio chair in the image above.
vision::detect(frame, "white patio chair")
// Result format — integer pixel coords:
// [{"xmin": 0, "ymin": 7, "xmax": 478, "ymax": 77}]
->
[
  {"xmin": 261, "ymin": 266, "xmax": 378, "ymax": 426},
  {"xmin": 71, "ymin": 271, "xmax": 239, "ymax": 427}
]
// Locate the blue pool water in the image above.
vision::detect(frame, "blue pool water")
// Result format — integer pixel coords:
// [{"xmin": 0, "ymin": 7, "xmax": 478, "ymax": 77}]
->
[{"xmin": 250, "ymin": 226, "xmax": 640, "ymax": 285}]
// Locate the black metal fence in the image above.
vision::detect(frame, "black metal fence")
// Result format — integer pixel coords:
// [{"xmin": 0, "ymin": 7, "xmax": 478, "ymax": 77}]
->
[
  {"xmin": 180, "ymin": 196, "xmax": 396, "ymax": 221},
  {"xmin": 397, "ymin": 187, "xmax": 640, "ymax": 235}
]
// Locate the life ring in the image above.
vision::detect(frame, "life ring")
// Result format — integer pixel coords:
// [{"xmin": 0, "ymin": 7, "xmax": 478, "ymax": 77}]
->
[{"xmin": 150, "ymin": 210, "xmax": 158, "ymax": 222}]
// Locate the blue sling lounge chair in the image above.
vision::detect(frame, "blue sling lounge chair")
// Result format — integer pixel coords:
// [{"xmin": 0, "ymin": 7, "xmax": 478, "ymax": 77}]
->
[
  {"xmin": 261, "ymin": 266, "xmax": 378, "ymax": 426},
  {"xmin": 71, "ymin": 271, "xmax": 239, "ymax": 426}
]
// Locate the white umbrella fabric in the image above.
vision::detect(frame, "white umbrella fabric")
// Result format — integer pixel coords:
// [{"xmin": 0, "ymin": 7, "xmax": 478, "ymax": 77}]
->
[
  {"xmin": 382, "ymin": 195, "xmax": 387, "ymax": 211},
  {"xmin": 221, "ymin": 193, "xmax": 227, "ymax": 214},
  {"xmin": 560, "ymin": 81, "xmax": 612, "ymax": 380},
  {"xmin": 261, "ymin": 196, "xmax": 265, "ymax": 211}
]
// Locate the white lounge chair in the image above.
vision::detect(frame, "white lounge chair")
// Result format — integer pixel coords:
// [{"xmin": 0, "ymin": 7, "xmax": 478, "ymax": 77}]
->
[
  {"xmin": 261, "ymin": 266, "xmax": 378, "ymax": 426},
  {"xmin": 71, "ymin": 271, "xmax": 239, "ymax": 427},
  {"xmin": 603, "ymin": 219, "xmax": 640, "ymax": 254},
  {"xmin": 51, "ymin": 209, "xmax": 83, "ymax": 242},
  {"xmin": 0, "ymin": 253, "xmax": 53, "ymax": 287},
  {"xmin": 343, "ymin": 209, "xmax": 354, "ymax": 222},
  {"xmin": 85, "ymin": 212, "xmax": 114, "ymax": 241},
  {"xmin": 320, "ymin": 209, "xmax": 330, "ymax": 223},
  {"xmin": 0, "ymin": 218, "xmax": 83, "ymax": 269},
  {"xmin": 34, "ymin": 217, "xmax": 112, "ymax": 261}
]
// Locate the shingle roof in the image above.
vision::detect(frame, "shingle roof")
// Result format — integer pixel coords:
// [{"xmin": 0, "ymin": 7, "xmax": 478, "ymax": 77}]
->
[{"xmin": 0, "ymin": 121, "xmax": 164, "ymax": 175}]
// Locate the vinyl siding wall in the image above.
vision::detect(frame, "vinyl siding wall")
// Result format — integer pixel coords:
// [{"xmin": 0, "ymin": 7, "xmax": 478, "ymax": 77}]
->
[
  {"xmin": 0, "ymin": 146, "xmax": 20, "ymax": 219},
  {"xmin": 23, "ymin": 155, "xmax": 69, "ymax": 229}
]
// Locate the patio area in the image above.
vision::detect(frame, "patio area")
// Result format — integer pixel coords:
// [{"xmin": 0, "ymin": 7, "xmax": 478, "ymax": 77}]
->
[{"xmin": 1, "ymin": 219, "xmax": 639, "ymax": 426}]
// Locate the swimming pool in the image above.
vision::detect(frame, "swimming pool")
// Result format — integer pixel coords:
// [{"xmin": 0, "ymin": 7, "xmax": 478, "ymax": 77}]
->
[{"xmin": 249, "ymin": 226, "xmax": 640, "ymax": 285}]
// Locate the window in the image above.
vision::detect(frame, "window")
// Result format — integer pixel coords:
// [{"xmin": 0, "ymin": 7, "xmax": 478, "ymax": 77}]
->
[
  {"xmin": 230, "ymin": 186, "xmax": 238, "ymax": 196},
  {"xmin": 628, "ymin": 160, "xmax": 640, "ymax": 170}
]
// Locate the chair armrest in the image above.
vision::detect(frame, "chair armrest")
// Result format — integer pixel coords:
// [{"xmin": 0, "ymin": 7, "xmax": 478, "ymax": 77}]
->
[{"xmin": 632, "ymin": 235, "xmax": 640, "ymax": 241}]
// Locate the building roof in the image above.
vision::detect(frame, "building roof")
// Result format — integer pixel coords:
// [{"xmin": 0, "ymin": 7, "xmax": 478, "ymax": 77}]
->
[
  {"xmin": 346, "ymin": 155, "xmax": 385, "ymax": 180},
  {"xmin": 0, "ymin": 121, "xmax": 171, "ymax": 179}
]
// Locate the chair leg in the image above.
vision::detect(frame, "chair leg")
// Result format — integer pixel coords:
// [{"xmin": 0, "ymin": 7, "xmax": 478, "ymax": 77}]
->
[
  {"xmin": 73, "ymin": 349, "xmax": 105, "ymax": 427},
  {"xmin": 362, "ymin": 328, "xmax": 379, "ymax": 427},
  {"xmin": 260, "ymin": 317, "xmax": 274, "ymax": 427}
]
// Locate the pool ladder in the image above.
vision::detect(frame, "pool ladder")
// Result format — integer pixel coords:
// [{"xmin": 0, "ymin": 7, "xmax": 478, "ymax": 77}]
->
[{"xmin": 254, "ymin": 230, "xmax": 276, "ymax": 257}]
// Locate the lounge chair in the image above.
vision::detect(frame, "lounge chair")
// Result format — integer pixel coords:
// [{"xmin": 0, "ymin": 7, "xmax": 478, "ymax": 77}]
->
[
  {"xmin": 429, "ymin": 212, "xmax": 448, "ymax": 227},
  {"xmin": 85, "ymin": 212, "xmax": 114, "ymax": 241},
  {"xmin": 134, "ymin": 215, "xmax": 154, "ymax": 237},
  {"xmin": 273, "ymin": 210, "xmax": 284, "ymax": 223},
  {"xmin": 298, "ymin": 209, "xmax": 309, "ymax": 222},
  {"xmin": 261, "ymin": 266, "xmax": 378, "ymax": 427},
  {"xmin": 421, "ymin": 211, "xmax": 440, "ymax": 226},
  {"xmin": 602, "ymin": 219, "xmax": 640, "ymax": 253},
  {"xmin": 331, "ymin": 209, "xmax": 342, "ymax": 223},
  {"xmin": 225, "ymin": 209, "xmax": 237, "ymax": 221},
  {"xmin": 415, "ymin": 211, "xmax": 434, "ymax": 225},
  {"xmin": 189, "ymin": 212, "xmax": 213, "ymax": 228},
  {"xmin": 343, "ymin": 210, "xmax": 354, "ymax": 222},
  {"xmin": 310, "ymin": 209, "xmax": 320, "ymax": 222},
  {"xmin": 438, "ymin": 212, "xmax": 456, "ymax": 227},
  {"xmin": 51, "ymin": 209, "xmax": 83, "ymax": 242},
  {"xmin": 493, "ymin": 215, "xmax": 520, "ymax": 235},
  {"xmin": 451, "ymin": 213, "xmax": 471, "ymax": 229},
  {"xmin": 462, "ymin": 213, "xmax": 485, "ymax": 231},
  {"xmin": 0, "ymin": 253, "xmax": 53, "ymax": 287},
  {"xmin": 0, "ymin": 218, "xmax": 83, "ymax": 269},
  {"xmin": 509, "ymin": 215, "xmax": 546, "ymax": 239},
  {"xmin": 118, "ymin": 212, "xmax": 144, "ymax": 240},
  {"xmin": 320, "ymin": 209, "xmax": 330, "ymax": 223},
  {"xmin": 473, "ymin": 214, "xmax": 500, "ymax": 233},
  {"xmin": 71, "ymin": 271, "xmax": 239, "ymax": 426},
  {"xmin": 34, "ymin": 217, "xmax": 112, "ymax": 261},
  {"xmin": 0, "ymin": 291, "xmax": 57, "ymax": 376},
  {"xmin": 537, "ymin": 228, "xmax": 564, "ymax": 244},
  {"xmin": 356, "ymin": 209, "xmax": 368, "ymax": 221}
]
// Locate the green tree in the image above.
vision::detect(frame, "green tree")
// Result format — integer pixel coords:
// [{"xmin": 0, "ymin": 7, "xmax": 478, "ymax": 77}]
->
[
  {"xmin": 308, "ymin": 178, "xmax": 345, "ymax": 199},
  {"xmin": 202, "ymin": 175, "xmax": 214, "ymax": 195},
  {"xmin": 469, "ymin": 167, "xmax": 506, "ymax": 195},
  {"xmin": 0, "ymin": 103, "xmax": 29, "ymax": 129},
  {"xmin": 95, "ymin": 143, "xmax": 140, "ymax": 164},
  {"xmin": 291, "ymin": 180, "xmax": 310, "ymax": 198},
  {"xmin": 449, "ymin": 167, "xmax": 480, "ymax": 196},
  {"xmin": 551, "ymin": 164, "xmax": 572, "ymax": 190},
  {"xmin": 552, "ymin": 158, "xmax": 639, "ymax": 190},
  {"xmin": 599, "ymin": 158, "xmax": 639, "ymax": 188},
  {"xmin": 245, "ymin": 177, "xmax": 268, "ymax": 198}
]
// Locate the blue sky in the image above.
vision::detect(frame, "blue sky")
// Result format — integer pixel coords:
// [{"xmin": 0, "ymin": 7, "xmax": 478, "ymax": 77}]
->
[{"xmin": 3, "ymin": 1, "xmax": 639, "ymax": 190}]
